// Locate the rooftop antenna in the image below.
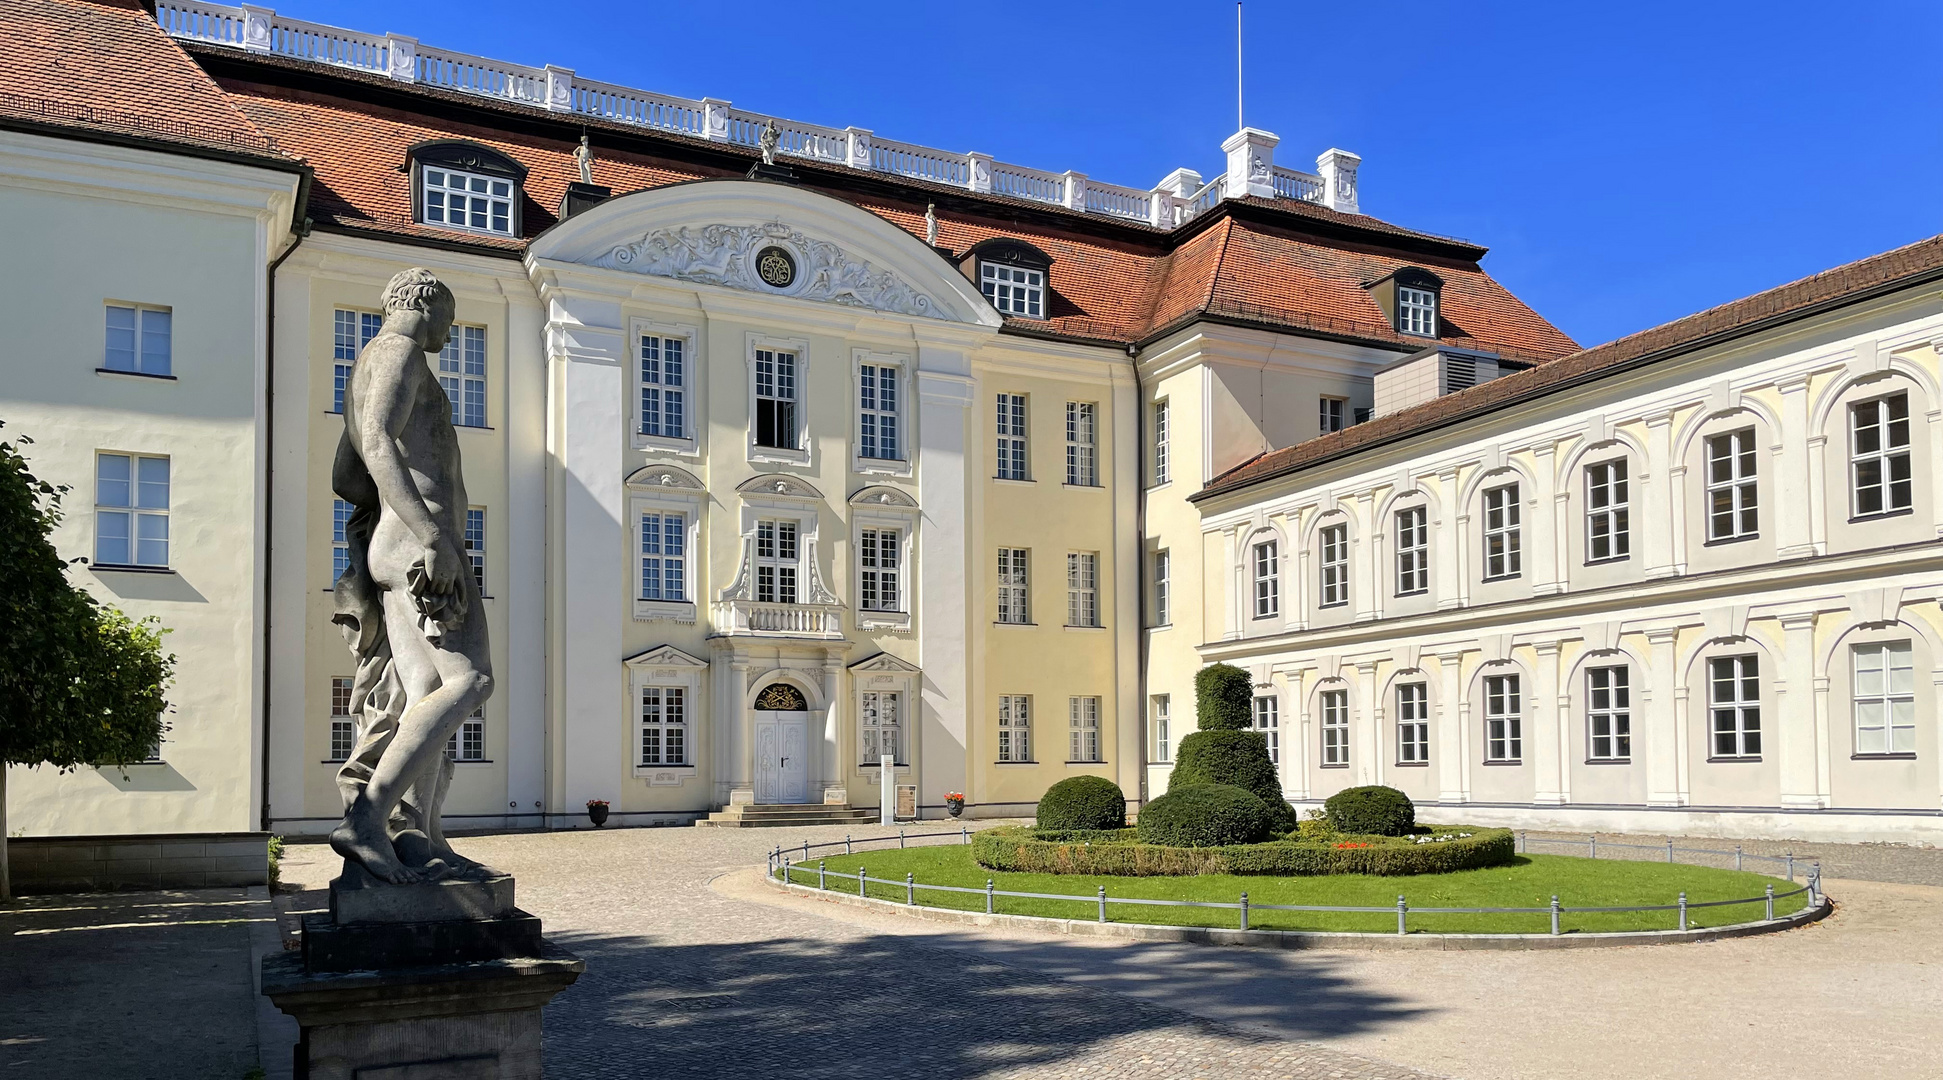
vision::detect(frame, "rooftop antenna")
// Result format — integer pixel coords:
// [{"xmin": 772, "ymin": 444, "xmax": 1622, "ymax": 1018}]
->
[{"xmin": 1236, "ymin": 2, "xmax": 1244, "ymax": 131}]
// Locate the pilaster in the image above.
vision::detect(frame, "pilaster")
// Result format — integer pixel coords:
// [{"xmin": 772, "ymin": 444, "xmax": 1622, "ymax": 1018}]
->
[
  {"xmin": 1776, "ymin": 374, "xmax": 1817, "ymax": 557},
  {"xmin": 1435, "ymin": 649, "xmax": 1468, "ymax": 802},
  {"xmin": 1642, "ymin": 411, "xmax": 1677, "ymax": 578},
  {"xmin": 916, "ymin": 348, "xmax": 974, "ymax": 809},
  {"xmin": 1530, "ymin": 444, "xmax": 1562, "ymax": 594},
  {"xmin": 1777, "ymin": 611, "xmax": 1825, "ymax": 807},
  {"xmin": 1530, "ymin": 640, "xmax": 1566, "ymax": 804},
  {"xmin": 1645, "ymin": 627, "xmax": 1683, "ymax": 805},
  {"xmin": 1356, "ymin": 661, "xmax": 1380, "ymax": 787}
]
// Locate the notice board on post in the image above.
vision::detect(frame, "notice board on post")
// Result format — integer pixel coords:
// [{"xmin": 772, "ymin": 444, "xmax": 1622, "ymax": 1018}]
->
[{"xmin": 895, "ymin": 784, "xmax": 917, "ymax": 821}]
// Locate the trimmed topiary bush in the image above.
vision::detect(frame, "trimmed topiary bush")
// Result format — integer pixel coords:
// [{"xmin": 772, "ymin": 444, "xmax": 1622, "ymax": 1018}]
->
[
  {"xmin": 1324, "ymin": 785, "xmax": 1417, "ymax": 837},
  {"xmin": 1136, "ymin": 784, "xmax": 1272, "ymax": 847},
  {"xmin": 973, "ymin": 824, "xmax": 1515, "ymax": 876},
  {"xmin": 1037, "ymin": 775, "xmax": 1127, "ymax": 831},
  {"xmin": 1170, "ymin": 731, "xmax": 1299, "ymax": 832},
  {"xmin": 1194, "ymin": 663, "xmax": 1254, "ymax": 731}
]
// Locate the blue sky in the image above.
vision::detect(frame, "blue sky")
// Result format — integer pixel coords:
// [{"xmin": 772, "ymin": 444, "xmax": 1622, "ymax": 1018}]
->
[{"xmin": 291, "ymin": 1, "xmax": 1939, "ymax": 349}]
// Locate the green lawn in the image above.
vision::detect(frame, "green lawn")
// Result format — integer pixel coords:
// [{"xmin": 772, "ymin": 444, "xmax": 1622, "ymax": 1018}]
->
[{"xmin": 777, "ymin": 845, "xmax": 1811, "ymax": 935}]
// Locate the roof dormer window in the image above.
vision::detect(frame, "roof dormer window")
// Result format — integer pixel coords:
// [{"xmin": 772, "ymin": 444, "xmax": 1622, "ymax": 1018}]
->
[
  {"xmin": 961, "ymin": 239, "xmax": 1053, "ymax": 321},
  {"xmin": 1398, "ymin": 285, "xmax": 1437, "ymax": 337},
  {"xmin": 1365, "ymin": 267, "xmax": 1444, "ymax": 339},
  {"xmin": 409, "ymin": 140, "xmax": 526, "ymax": 237}
]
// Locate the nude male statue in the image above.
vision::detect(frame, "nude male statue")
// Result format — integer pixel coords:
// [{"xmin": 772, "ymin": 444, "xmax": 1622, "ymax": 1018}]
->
[{"xmin": 329, "ymin": 268, "xmax": 495, "ymax": 885}]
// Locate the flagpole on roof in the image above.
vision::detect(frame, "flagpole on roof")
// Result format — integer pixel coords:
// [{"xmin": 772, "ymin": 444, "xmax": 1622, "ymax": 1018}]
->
[{"xmin": 1236, "ymin": 2, "xmax": 1244, "ymax": 131}]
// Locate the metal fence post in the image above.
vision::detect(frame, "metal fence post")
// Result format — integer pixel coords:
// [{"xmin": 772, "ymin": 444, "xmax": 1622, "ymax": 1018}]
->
[
  {"xmin": 846, "ymin": 834, "xmax": 853, "ymax": 856},
  {"xmin": 1239, "ymin": 892, "xmax": 1249, "ymax": 932},
  {"xmin": 818, "ymin": 860, "xmax": 827, "ymax": 889},
  {"xmin": 1589, "ymin": 834, "xmax": 1597, "ymax": 860},
  {"xmin": 900, "ymin": 830, "xmax": 906, "ymax": 849},
  {"xmin": 986, "ymin": 879, "xmax": 995, "ymax": 914},
  {"xmin": 1666, "ymin": 838, "xmax": 1675, "ymax": 864},
  {"xmin": 802, "ymin": 840, "xmax": 810, "ymax": 864},
  {"xmin": 1550, "ymin": 895, "xmax": 1561, "ymax": 936},
  {"xmin": 1678, "ymin": 891, "xmax": 1688, "ymax": 931},
  {"xmin": 1785, "ymin": 852, "xmax": 1794, "ymax": 881},
  {"xmin": 1810, "ymin": 865, "xmax": 1822, "ymax": 906},
  {"xmin": 1735, "ymin": 845, "xmax": 1743, "ymax": 871},
  {"xmin": 1097, "ymin": 885, "xmax": 1107, "ymax": 923},
  {"xmin": 1397, "ymin": 895, "xmax": 1408, "ymax": 936},
  {"xmin": 962, "ymin": 826, "xmax": 969, "ymax": 846},
  {"xmin": 1765, "ymin": 884, "xmax": 1775, "ymax": 921},
  {"xmin": 1517, "ymin": 830, "xmax": 1526, "ymax": 854},
  {"xmin": 906, "ymin": 872, "xmax": 915, "ymax": 905},
  {"xmin": 859, "ymin": 867, "xmax": 868, "ymax": 898}
]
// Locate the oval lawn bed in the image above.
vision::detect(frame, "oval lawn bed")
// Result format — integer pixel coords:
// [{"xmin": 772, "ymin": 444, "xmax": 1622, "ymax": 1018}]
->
[{"xmin": 776, "ymin": 845, "xmax": 1812, "ymax": 935}]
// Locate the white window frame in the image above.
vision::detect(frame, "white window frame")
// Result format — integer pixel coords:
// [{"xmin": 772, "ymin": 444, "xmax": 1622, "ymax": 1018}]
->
[
  {"xmin": 1483, "ymin": 672, "xmax": 1522, "ymax": 763},
  {"xmin": 1066, "ymin": 551, "xmax": 1100, "ymax": 627},
  {"xmin": 854, "ymin": 349, "xmax": 911, "ymax": 474},
  {"xmin": 1586, "ymin": 665, "xmax": 1631, "ymax": 762},
  {"xmin": 1152, "ymin": 548, "xmax": 1171, "ymax": 627},
  {"xmin": 853, "ymin": 493, "xmax": 918, "ymax": 631},
  {"xmin": 1853, "ymin": 641, "xmax": 1916, "ymax": 756},
  {"xmin": 1320, "ymin": 395, "xmax": 1346, "ymax": 434},
  {"xmin": 632, "ymin": 319, "xmax": 698, "ymax": 453},
  {"xmin": 1252, "ymin": 539, "xmax": 1280, "ymax": 619},
  {"xmin": 626, "ymin": 646, "xmax": 706, "ymax": 782},
  {"xmin": 1319, "ymin": 688, "xmax": 1350, "ymax": 767},
  {"xmin": 1068, "ymin": 696, "xmax": 1102, "ymax": 763},
  {"xmin": 332, "ymin": 309, "xmax": 380, "ymax": 413},
  {"xmin": 1482, "ymin": 482, "xmax": 1522, "ymax": 580},
  {"xmin": 104, "ymin": 302, "xmax": 172, "ymax": 377},
  {"xmin": 1064, "ymin": 402, "xmax": 1098, "ymax": 487},
  {"xmin": 1151, "ymin": 398, "xmax": 1170, "ymax": 486},
  {"xmin": 331, "ymin": 498, "xmax": 353, "ymax": 586},
  {"xmin": 1150, "ymin": 694, "xmax": 1170, "ymax": 763},
  {"xmin": 755, "ymin": 519, "xmax": 802, "ymax": 605},
  {"xmin": 980, "ymin": 261, "xmax": 1045, "ymax": 319},
  {"xmin": 1850, "ymin": 392, "xmax": 1913, "ymax": 518},
  {"xmin": 997, "ymin": 546, "xmax": 1031, "ymax": 625},
  {"xmin": 747, "ymin": 333, "xmax": 810, "ymax": 465},
  {"xmin": 1396, "ymin": 683, "xmax": 1429, "ymax": 764},
  {"xmin": 1253, "ymin": 695, "xmax": 1280, "ymax": 765},
  {"xmin": 999, "ymin": 694, "xmax": 1033, "ymax": 762},
  {"xmin": 860, "ymin": 690, "xmax": 904, "ymax": 764},
  {"xmin": 464, "ymin": 507, "xmax": 486, "ymax": 594},
  {"xmin": 1584, "ymin": 459, "xmax": 1630, "ymax": 563},
  {"xmin": 629, "ymin": 482, "xmax": 704, "ymax": 622},
  {"xmin": 858, "ymin": 527, "xmax": 904, "ymax": 614},
  {"xmin": 1708, "ymin": 654, "xmax": 1762, "ymax": 759},
  {"xmin": 995, "ymin": 393, "xmax": 1030, "ymax": 481},
  {"xmin": 1394, "ymin": 506, "xmax": 1428, "ymax": 595},
  {"xmin": 1318, "ymin": 523, "xmax": 1349, "ymax": 608},
  {"xmin": 95, "ymin": 451, "xmax": 169, "ymax": 568},
  {"xmin": 329, "ymin": 676, "xmax": 355, "ymax": 762},
  {"xmin": 420, "ymin": 164, "xmax": 516, "ymax": 235},
  {"xmin": 435, "ymin": 324, "xmax": 487, "ymax": 429},
  {"xmin": 1705, "ymin": 428, "xmax": 1760, "ymax": 541},
  {"xmin": 639, "ymin": 686, "xmax": 690, "ymax": 768},
  {"xmin": 445, "ymin": 706, "xmax": 486, "ymax": 762},
  {"xmin": 1397, "ymin": 285, "xmax": 1438, "ymax": 337}
]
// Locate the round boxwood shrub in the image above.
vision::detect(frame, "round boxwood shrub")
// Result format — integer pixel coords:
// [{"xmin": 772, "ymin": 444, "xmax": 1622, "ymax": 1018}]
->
[
  {"xmin": 1194, "ymin": 663, "xmax": 1254, "ymax": 731},
  {"xmin": 1136, "ymin": 784, "xmax": 1272, "ymax": 847},
  {"xmin": 1170, "ymin": 730, "xmax": 1299, "ymax": 832},
  {"xmin": 1324, "ymin": 785, "xmax": 1416, "ymax": 837},
  {"xmin": 1036, "ymin": 775, "xmax": 1127, "ymax": 831}
]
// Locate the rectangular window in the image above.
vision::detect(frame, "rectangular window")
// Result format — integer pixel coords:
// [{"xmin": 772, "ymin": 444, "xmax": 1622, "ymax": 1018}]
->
[
  {"xmin": 331, "ymin": 498, "xmax": 354, "ymax": 584},
  {"xmin": 1253, "ymin": 696, "xmax": 1280, "ymax": 765},
  {"xmin": 437, "ymin": 325, "xmax": 487, "ymax": 428},
  {"xmin": 1398, "ymin": 286, "xmax": 1438, "ymax": 336},
  {"xmin": 1150, "ymin": 694, "xmax": 1170, "ymax": 763},
  {"xmin": 1396, "ymin": 683, "xmax": 1429, "ymax": 764},
  {"xmin": 980, "ymin": 262, "xmax": 1044, "ymax": 318},
  {"xmin": 861, "ymin": 691, "xmax": 902, "ymax": 763},
  {"xmin": 754, "ymin": 349, "xmax": 799, "ymax": 450},
  {"xmin": 1320, "ymin": 689, "xmax": 1350, "ymax": 766},
  {"xmin": 1851, "ymin": 393, "xmax": 1913, "ymax": 517},
  {"xmin": 639, "ymin": 334, "xmax": 686, "ymax": 439},
  {"xmin": 1152, "ymin": 549, "xmax": 1171, "ymax": 627},
  {"xmin": 1482, "ymin": 483, "xmax": 1521, "ymax": 580},
  {"xmin": 1854, "ymin": 641, "xmax": 1916, "ymax": 755},
  {"xmin": 105, "ymin": 304, "xmax": 171, "ymax": 376},
  {"xmin": 1320, "ymin": 396, "xmax": 1346, "ymax": 434},
  {"xmin": 1484, "ymin": 673, "xmax": 1522, "ymax": 763},
  {"xmin": 1587, "ymin": 666, "xmax": 1632, "ymax": 761},
  {"xmin": 1066, "ymin": 552, "xmax": 1099, "ymax": 627},
  {"xmin": 422, "ymin": 166, "xmax": 513, "ymax": 235},
  {"xmin": 445, "ymin": 707, "xmax": 485, "ymax": 762},
  {"xmin": 1585, "ymin": 460, "xmax": 1630, "ymax": 562},
  {"xmin": 329, "ymin": 676, "xmax": 355, "ymax": 762},
  {"xmin": 1152, "ymin": 399, "xmax": 1170, "ymax": 485},
  {"xmin": 1709, "ymin": 655, "xmax": 1761, "ymax": 758},
  {"xmin": 333, "ymin": 309, "xmax": 381, "ymax": 413},
  {"xmin": 998, "ymin": 694, "xmax": 1032, "ymax": 762},
  {"xmin": 639, "ymin": 512, "xmax": 687, "ymax": 602},
  {"xmin": 995, "ymin": 393, "xmax": 1029, "ymax": 480},
  {"xmin": 755, "ymin": 520, "xmax": 799, "ymax": 605},
  {"xmin": 1705, "ymin": 429, "xmax": 1759, "ymax": 540},
  {"xmin": 1394, "ymin": 506, "xmax": 1428, "ymax": 595},
  {"xmin": 640, "ymin": 687, "xmax": 688, "ymax": 766},
  {"xmin": 464, "ymin": 508, "xmax": 485, "ymax": 592},
  {"xmin": 1252, "ymin": 540, "xmax": 1280, "ymax": 619},
  {"xmin": 1068, "ymin": 696, "xmax": 1101, "ymax": 762},
  {"xmin": 858, "ymin": 363, "xmax": 900, "ymax": 460},
  {"xmin": 95, "ymin": 452, "xmax": 169, "ymax": 567},
  {"xmin": 1319, "ymin": 524, "xmax": 1349, "ymax": 608},
  {"xmin": 859, "ymin": 528, "xmax": 901, "ymax": 611},
  {"xmin": 997, "ymin": 547, "xmax": 1030, "ymax": 624},
  {"xmin": 1065, "ymin": 402, "xmax": 1098, "ymax": 486}
]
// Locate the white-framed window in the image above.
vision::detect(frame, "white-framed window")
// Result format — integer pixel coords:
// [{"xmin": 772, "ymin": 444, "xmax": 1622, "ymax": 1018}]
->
[
  {"xmin": 1320, "ymin": 688, "xmax": 1350, "ymax": 766},
  {"xmin": 640, "ymin": 686, "xmax": 688, "ymax": 766},
  {"xmin": 464, "ymin": 507, "xmax": 485, "ymax": 592},
  {"xmin": 1851, "ymin": 392, "xmax": 1913, "ymax": 517},
  {"xmin": 105, "ymin": 303, "xmax": 171, "ymax": 376},
  {"xmin": 331, "ymin": 498, "xmax": 353, "ymax": 585},
  {"xmin": 755, "ymin": 519, "xmax": 800, "ymax": 604},
  {"xmin": 858, "ymin": 361, "xmax": 901, "ymax": 461},
  {"xmin": 997, "ymin": 547, "xmax": 1030, "ymax": 624},
  {"xmin": 1394, "ymin": 506, "xmax": 1428, "ymax": 595},
  {"xmin": 638, "ymin": 332, "xmax": 686, "ymax": 440},
  {"xmin": 445, "ymin": 706, "xmax": 485, "ymax": 761},
  {"xmin": 1396, "ymin": 683, "xmax": 1428, "ymax": 764},
  {"xmin": 1586, "ymin": 665, "xmax": 1631, "ymax": 762},
  {"xmin": 1152, "ymin": 548, "xmax": 1171, "ymax": 627},
  {"xmin": 995, "ymin": 393, "xmax": 1029, "ymax": 480},
  {"xmin": 95, "ymin": 452, "xmax": 168, "ymax": 567},
  {"xmin": 1709, "ymin": 655, "xmax": 1761, "ymax": 759},
  {"xmin": 999, "ymin": 694, "xmax": 1032, "ymax": 762},
  {"xmin": 1585, "ymin": 460, "xmax": 1629, "ymax": 562},
  {"xmin": 1253, "ymin": 695, "xmax": 1280, "ymax": 765},
  {"xmin": 1319, "ymin": 524, "xmax": 1349, "ymax": 608},
  {"xmin": 861, "ymin": 691, "xmax": 902, "ymax": 763},
  {"xmin": 1706, "ymin": 429, "xmax": 1759, "ymax": 541},
  {"xmin": 1482, "ymin": 483, "xmax": 1521, "ymax": 580},
  {"xmin": 1066, "ymin": 551, "xmax": 1099, "ymax": 627},
  {"xmin": 421, "ymin": 166, "xmax": 514, "ymax": 235},
  {"xmin": 859, "ymin": 528, "xmax": 901, "ymax": 612},
  {"xmin": 753, "ymin": 346, "xmax": 801, "ymax": 452},
  {"xmin": 1150, "ymin": 694, "xmax": 1170, "ymax": 763},
  {"xmin": 1853, "ymin": 641, "xmax": 1916, "ymax": 755},
  {"xmin": 437, "ymin": 325, "xmax": 487, "ymax": 428},
  {"xmin": 332, "ymin": 309, "xmax": 380, "ymax": 413},
  {"xmin": 981, "ymin": 262, "xmax": 1044, "ymax": 318},
  {"xmin": 1320, "ymin": 396, "xmax": 1346, "ymax": 434},
  {"xmin": 1252, "ymin": 540, "xmax": 1280, "ymax": 619},
  {"xmin": 1068, "ymin": 696, "xmax": 1101, "ymax": 762},
  {"xmin": 329, "ymin": 676, "xmax": 355, "ymax": 762},
  {"xmin": 639, "ymin": 511, "xmax": 687, "ymax": 602},
  {"xmin": 1483, "ymin": 673, "xmax": 1522, "ymax": 763},
  {"xmin": 1065, "ymin": 402, "xmax": 1098, "ymax": 486},
  {"xmin": 1398, "ymin": 286, "xmax": 1438, "ymax": 337},
  {"xmin": 1152, "ymin": 399, "xmax": 1170, "ymax": 485}
]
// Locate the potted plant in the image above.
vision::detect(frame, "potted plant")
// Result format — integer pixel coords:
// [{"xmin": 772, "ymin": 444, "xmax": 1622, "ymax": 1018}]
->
[
  {"xmin": 586, "ymin": 799, "xmax": 610, "ymax": 827},
  {"xmin": 944, "ymin": 792, "xmax": 965, "ymax": 818}
]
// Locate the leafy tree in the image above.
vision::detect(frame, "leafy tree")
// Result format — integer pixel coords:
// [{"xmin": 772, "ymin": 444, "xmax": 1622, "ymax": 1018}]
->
[{"xmin": 0, "ymin": 425, "xmax": 173, "ymax": 898}]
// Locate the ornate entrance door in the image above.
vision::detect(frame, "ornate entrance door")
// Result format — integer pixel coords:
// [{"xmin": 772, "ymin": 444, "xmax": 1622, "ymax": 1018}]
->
[{"xmin": 753, "ymin": 683, "xmax": 810, "ymax": 804}]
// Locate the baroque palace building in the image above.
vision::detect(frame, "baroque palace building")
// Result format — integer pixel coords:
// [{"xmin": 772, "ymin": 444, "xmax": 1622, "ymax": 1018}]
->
[{"xmin": 3, "ymin": 0, "xmax": 1937, "ymax": 849}]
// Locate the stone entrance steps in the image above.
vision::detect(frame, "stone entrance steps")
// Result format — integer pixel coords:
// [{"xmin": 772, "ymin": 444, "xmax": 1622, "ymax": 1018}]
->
[{"xmin": 695, "ymin": 803, "xmax": 877, "ymax": 828}]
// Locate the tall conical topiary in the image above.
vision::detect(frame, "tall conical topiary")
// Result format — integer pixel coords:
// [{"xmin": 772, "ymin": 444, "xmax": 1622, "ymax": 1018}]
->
[{"xmin": 1168, "ymin": 663, "xmax": 1297, "ymax": 831}]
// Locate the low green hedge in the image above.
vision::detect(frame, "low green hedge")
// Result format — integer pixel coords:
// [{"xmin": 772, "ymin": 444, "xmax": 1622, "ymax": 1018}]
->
[
  {"xmin": 972, "ymin": 824, "xmax": 1516, "ymax": 877},
  {"xmin": 1136, "ymin": 784, "xmax": 1272, "ymax": 847}
]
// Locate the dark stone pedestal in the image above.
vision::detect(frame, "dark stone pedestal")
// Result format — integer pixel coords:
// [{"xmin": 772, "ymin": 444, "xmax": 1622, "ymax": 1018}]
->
[
  {"xmin": 557, "ymin": 181, "xmax": 612, "ymax": 219},
  {"xmin": 747, "ymin": 161, "xmax": 796, "ymax": 182}
]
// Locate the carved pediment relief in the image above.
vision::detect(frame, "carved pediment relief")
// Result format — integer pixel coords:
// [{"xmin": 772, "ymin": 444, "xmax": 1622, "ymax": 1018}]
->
[
  {"xmin": 848, "ymin": 651, "xmax": 921, "ymax": 673},
  {"xmin": 623, "ymin": 644, "xmax": 708, "ymax": 670},
  {"xmin": 625, "ymin": 464, "xmax": 705, "ymax": 490},
  {"xmin": 737, "ymin": 474, "xmax": 824, "ymax": 500},
  {"xmin": 848, "ymin": 485, "xmax": 917, "ymax": 509}
]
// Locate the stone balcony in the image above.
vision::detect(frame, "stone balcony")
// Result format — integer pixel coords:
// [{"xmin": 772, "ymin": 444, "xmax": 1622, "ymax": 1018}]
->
[{"xmin": 709, "ymin": 599, "xmax": 844, "ymax": 641}]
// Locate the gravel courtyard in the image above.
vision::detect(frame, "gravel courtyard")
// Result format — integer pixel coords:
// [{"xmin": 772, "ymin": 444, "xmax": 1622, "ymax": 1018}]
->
[{"xmin": 267, "ymin": 823, "xmax": 1943, "ymax": 1080}]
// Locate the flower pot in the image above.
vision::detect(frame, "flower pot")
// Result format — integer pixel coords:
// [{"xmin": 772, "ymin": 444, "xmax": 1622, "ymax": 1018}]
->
[
  {"xmin": 945, "ymin": 799, "xmax": 964, "ymax": 818},
  {"xmin": 588, "ymin": 804, "xmax": 610, "ymax": 827}
]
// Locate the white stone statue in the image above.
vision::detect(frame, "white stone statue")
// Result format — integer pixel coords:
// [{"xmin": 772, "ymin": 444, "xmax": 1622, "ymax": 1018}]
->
[
  {"xmin": 573, "ymin": 134, "xmax": 593, "ymax": 186},
  {"xmin": 758, "ymin": 119, "xmax": 781, "ymax": 166},
  {"xmin": 924, "ymin": 202, "xmax": 938, "ymax": 247},
  {"xmin": 330, "ymin": 268, "xmax": 496, "ymax": 885}
]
